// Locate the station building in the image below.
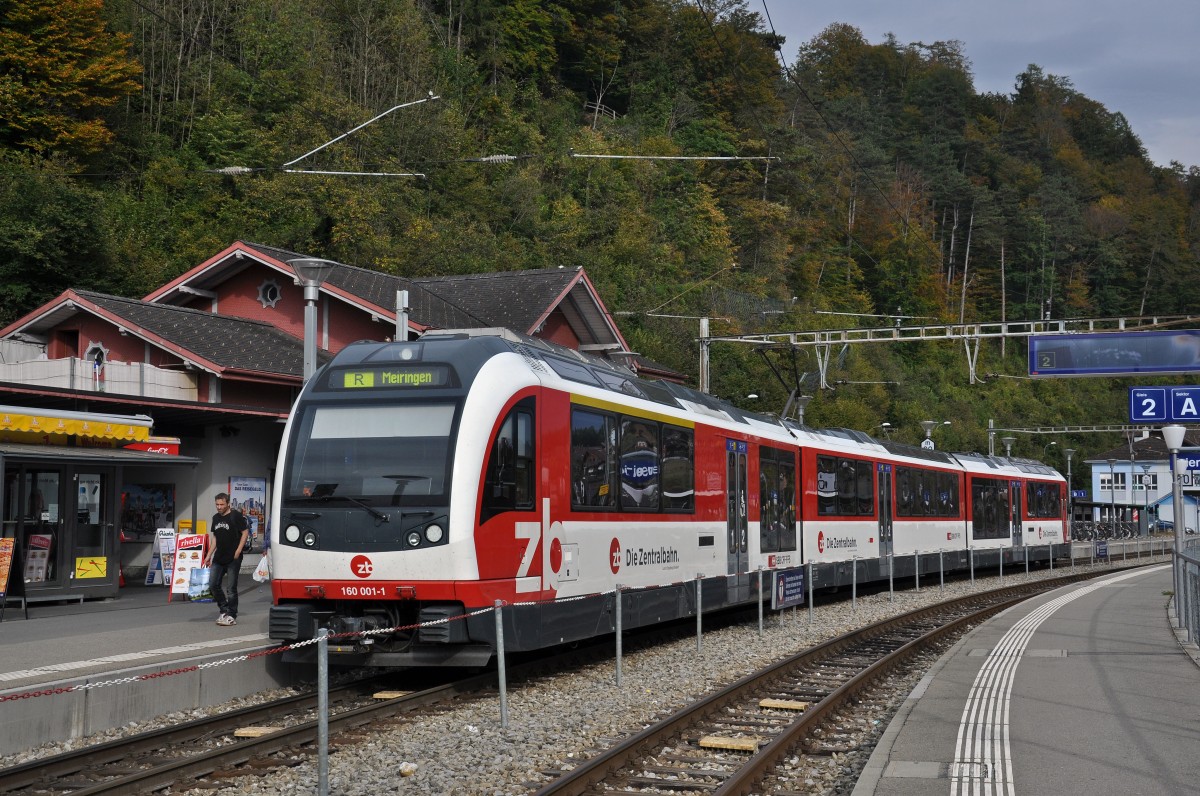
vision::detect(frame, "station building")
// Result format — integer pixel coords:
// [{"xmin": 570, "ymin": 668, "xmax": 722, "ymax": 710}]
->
[{"xmin": 0, "ymin": 240, "xmax": 668, "ymax": 603}]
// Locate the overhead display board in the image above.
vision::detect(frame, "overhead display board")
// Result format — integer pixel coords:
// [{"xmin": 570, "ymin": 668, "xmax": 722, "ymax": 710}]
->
[{"xmin": 1030, "ymin": 331, "xmax": 1200, "ymax": 377}]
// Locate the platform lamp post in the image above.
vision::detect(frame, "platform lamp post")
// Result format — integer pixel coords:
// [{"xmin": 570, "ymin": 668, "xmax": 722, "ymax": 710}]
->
[
  {"xmin": 920, "ymin": 420, "xmax": 950, "ymax": 450},
  {"xmin": 289, "ymin": 258, "xmax": 338, "ymax": 383},
  {"xmin": 1064, "ymin": 448, "xmax": 1076, "ymax": 538},
  {"xmin": 1001, "ymin": 436, "xmax": 1016, "ymax": 457},
  {"xmin": 1107, "ymin": 458, "xmax": 1117, "ymax": 529},
  {"xmin": 1141, "ymin": 463, "xmax": 1152, "ymax": 536},
  {"xmin": 1163, "ymin": 425, "xmax": 1187, "ymax": 633}
]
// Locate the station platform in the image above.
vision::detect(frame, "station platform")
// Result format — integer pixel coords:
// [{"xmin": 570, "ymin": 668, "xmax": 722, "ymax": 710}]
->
[
  {"xmin": 0, "ymin": 571, "xmax": 302, "ymax": 758},
  {"xmin": 855, "ymin": 564, "xmax": 1200, "ymax": 796}
]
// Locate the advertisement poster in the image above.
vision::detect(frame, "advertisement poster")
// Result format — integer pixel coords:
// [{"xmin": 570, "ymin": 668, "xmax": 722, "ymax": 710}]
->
[
  {"xmin": 23, "ymin": 534, "xmax": 52, "ymax": 582},
  {"xmin": 170, "ymin": 533, "xmax": 206, "ymax": 599},
  {"xmin": 75, "ymin": 557, "xmax": 107, "ymax": 579},
  {"xmin": 0, "ymin": 538, "xmax": 14, "ymax": 597},
  {"xmin": 145, "ymin": 529, "xmax": 177, "ymax": 586},
  {"xmin": 121, "ymin": 484, "xmax": 176, "ymax": 541},
  {"xmin": 228, "ymin": 476, "xmax": 267, "ymax": 548}
]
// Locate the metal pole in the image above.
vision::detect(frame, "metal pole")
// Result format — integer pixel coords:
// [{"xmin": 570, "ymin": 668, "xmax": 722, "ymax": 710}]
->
[
  {"xmin": 888, "ymin": 552, "xmax": 894, "ymax": 601},
  {"xmin": 970, "ymin": 546, "xmax": 975, "ymax": 585},
  {"xmin": 1025, "ymin": 545, "xmax": 1030, "ymax": 574},
  {"xmin": 1049, "ymin": 543, "xmax": 1054, "ymax": 573},
  {"xmin": 317, "ymin": 628, "xmax": 329, "ymax": 796},
  {"xmin": 914, "ymin": 550, "xmax": 920, "ymax": 592},
  {"xmin": 807, "ymin": 560, "xmax": 814, "ymax": 625},
  {"xmin": 1171, "ymin": 449, "xmax": 1186, "ymax": 630},
  {"xmin": 851, "ymin": 557, "xmax": 857, "ymax": 611},
  {"xmin": 615, "ymin": 585, "xmax": 623, "ymax": 687},
  {"xmin": 999, "ymin": 548, "xmax": 1004, "ymax": 583},
  {"xmin": 494, "ymin": 600, "xmax": 508, "ymax": 728},
  {"xmin": 757, "ymin": 567, "xmax": 764, "ymax": 636},
  {"xmin": 695, "ymin": 574, "xmax": 703, "ymax": 652},
  {"xmin": 699, "ymin": 318, "xmax": 710, "ymax": 394},
  {"xmin": 939, "ymin": 549, "xmax": 944, "ymax": 593},
  {"xmin": 303, "ymin": 282, "xmax": 319, "ymax": 382},
  {"xmin": 396, "ymin": 289, "xmax": 409, "ymax": 342}
]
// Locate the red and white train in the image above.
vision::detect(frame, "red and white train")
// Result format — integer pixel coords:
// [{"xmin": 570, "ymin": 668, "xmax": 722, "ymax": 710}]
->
[{"xmin": 268, "ymin": 332, "xmax": 1067, "ymax": 666}]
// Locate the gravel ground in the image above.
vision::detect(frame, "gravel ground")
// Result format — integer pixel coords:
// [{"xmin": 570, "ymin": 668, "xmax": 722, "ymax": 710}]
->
[{"xmin": 7, "ymin": 558, "xmax": 1159, "ymax": 795}]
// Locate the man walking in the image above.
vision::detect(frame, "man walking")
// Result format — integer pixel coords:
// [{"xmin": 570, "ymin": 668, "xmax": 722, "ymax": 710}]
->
[{"xmin": 205, "ymin": 492, "xmax": 249, "ymax": 626}]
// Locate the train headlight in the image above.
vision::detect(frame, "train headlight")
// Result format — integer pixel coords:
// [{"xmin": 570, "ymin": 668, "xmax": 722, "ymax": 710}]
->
[
  {"xmin": 285, "ymin": 524, "xmax": 301, "ymax": 543},
  {"xmin": 424, "ymin": 524, "xmax": 444, "ymax": 544},
  {"xmin": 406, "ymin": 531, "xmax": 422, "ymax": 547},
  {"xmin": 303, "ymin": 532, "xmax": 317, "ymax": 547}
]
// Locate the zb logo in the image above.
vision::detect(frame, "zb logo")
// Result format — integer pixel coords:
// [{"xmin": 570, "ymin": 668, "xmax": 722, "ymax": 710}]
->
[{"xmin": 350, "ymin": 555, "xmax": 374, "ymax": 578}]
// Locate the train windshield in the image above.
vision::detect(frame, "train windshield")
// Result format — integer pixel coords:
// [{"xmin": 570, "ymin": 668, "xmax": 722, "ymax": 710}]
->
[{"xmin": 286, "ymin": 403, "xmax": 455, "ymax": 504}]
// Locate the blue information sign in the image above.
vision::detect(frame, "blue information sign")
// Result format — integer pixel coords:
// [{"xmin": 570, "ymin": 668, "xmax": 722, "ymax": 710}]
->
[
  {"xmin": 1129, "ymin": 386, "xmax": 1200, "ymax": 423},
  {"xmin": 771, "ymin": 567, "xmax": 806, "ymax": 610},
  {"xmin": 1184, "ymin": 456, "xmax": 1200, "ymax": 471},
  {"xmin": 1130, "ymin": 388, "xmax": 1168, "ymax": 421}
]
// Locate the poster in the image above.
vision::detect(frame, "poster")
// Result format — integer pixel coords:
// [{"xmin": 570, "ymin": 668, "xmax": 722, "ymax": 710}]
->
[
  {"xmin": 228, "ymin": 476, "xmax": 267, "ymax": 548},
  {"xmin": 145, "ymin": 528, "xmax": 177, "ymax": 586},
  {"xmin": 170, "ymin": 533, "xmax": 206, "ymax": 598},
  {"xmin": 23, "ymin": 534, "xmax": 52, "ymax": 582},
  {"xmin": 120, "ymin": 484, "xmax": 176, "ymax": 541},
  {"xmin": 0, "ymin": 538, "xmax": 14, "ymax": 597},
  {"xmin": 75, "ymin": 557, "xmax": 107, "ymax": 579}
]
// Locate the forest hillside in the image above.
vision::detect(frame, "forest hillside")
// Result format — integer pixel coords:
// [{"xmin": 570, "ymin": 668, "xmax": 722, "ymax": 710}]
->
[{"xmin": 2, "ymin": 0, "xmax": 1198, "ymax": 460}]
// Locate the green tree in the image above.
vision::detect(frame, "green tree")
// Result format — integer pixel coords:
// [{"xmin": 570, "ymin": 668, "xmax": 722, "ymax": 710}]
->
[{"xmin": 0, "ymin": 0, "xmax": 140, "ymax": 157}]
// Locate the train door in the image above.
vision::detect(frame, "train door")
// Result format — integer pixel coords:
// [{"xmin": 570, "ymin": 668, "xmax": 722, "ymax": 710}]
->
[
  {"xmin": 1010, "ymin": 480, "xmax": 1023, "ymax": 546},
  {"xmin": 877, "ymin": 463, "xmax": 893, "ymax": 560},
  {"xmin": 725, "ymin": 440, "xmax": 748, "ymax": 599}
]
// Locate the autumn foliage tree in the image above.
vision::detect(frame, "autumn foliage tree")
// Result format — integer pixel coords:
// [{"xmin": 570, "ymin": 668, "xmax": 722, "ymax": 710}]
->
[{"xmin": 0, "ymin": 0, "xmax": 140, "ymax": 157}]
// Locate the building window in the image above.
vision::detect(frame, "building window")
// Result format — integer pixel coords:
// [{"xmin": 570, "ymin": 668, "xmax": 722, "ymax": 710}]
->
[
  {"xmin": 257, "ymin": 278, "xmax": 282, "ymax": 308},
  {"xmin": 1100, "ymin": 473, "xmax": 1127, "ymax": 492}
]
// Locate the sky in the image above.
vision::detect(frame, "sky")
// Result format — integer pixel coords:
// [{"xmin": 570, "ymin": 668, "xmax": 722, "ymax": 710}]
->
[{"xmin": 763, "ymin": 1, "xmax": 1199, "ymax": 169}]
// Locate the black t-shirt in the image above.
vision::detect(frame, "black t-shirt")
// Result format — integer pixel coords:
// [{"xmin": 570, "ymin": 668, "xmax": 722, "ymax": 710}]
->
[{"xmin": 210, "ymin": 509, "xmax": 249, "ymax": 565}]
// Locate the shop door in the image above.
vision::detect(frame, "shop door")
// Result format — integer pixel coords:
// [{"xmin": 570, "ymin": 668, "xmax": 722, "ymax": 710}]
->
[
  {"xmin": 71, "ymin": 469, "xmax": 114, "ymax": 585},
  {"xmin": 21, "ymin": 469, "xmax": 64, "ymax": 588}
]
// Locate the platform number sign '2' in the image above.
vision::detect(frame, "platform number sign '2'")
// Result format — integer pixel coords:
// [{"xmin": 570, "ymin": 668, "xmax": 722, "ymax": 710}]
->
[{"xmin": 1129, "ymin": 387, "xmax": 1200, "ymax": 423}]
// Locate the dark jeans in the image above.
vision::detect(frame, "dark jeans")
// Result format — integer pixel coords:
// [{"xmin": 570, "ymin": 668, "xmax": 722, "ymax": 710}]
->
[{"xmin": 209, "ymin": 558, "xmax": 242, "ymax": 618}]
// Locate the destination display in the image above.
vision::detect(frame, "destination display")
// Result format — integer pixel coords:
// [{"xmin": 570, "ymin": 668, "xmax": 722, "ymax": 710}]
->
[
  {"xmin": 1030, "ymin": 331, "xmax": 1200, "ymax": 377},
  {"xmin": 329, "ymin": 365, "xmax": 451, "ymax": 390}
]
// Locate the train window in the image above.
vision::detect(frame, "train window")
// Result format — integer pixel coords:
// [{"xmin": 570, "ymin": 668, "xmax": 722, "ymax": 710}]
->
[
  {"xmin": 816, "ymin": 456, "xmax": 838, "ymax": 515},
  {"xmin": 759, "ymin": 447, "xmax": 796, "ymax": 552},
  {"xmin": 289, "ymin": 403, "xmax": 453, "ymax": 503},
  {"xmin": 895, "ymin": 466, "xmax": 958, "ymax": 518},
  {"xmin": 571, "ymin": 409, "xmax": 616, "ymax": 510},
  {"xmin": 1026, "ymin": 481, "xmax": 1062, "ymax": 519},
  {"xmin": 661, "ymin": 426, "xmax": 695, "ymax": 512},
  {"xmin": 856, "ymin": 461, "xmax": 874, "ymax": 515},
  {"xmin": 481, "ymin": 399, "xmax": 536, "ymax": 522},
  {"xmin": 817, "ymin": 455, "xmax": 873, "ymax": 517},
  {"xmin": 619, "ymin": 417, "xmax": 660, "ymax": 510},
  {"xmin": 970, "ymin": 477, "xmax": 1010, "ymax": 540}
]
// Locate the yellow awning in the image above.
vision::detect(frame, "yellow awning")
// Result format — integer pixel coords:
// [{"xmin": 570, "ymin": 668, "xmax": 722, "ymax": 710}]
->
[{"xmin": 0, "ymin": 406, "xmax": 152, "ymax": 442}]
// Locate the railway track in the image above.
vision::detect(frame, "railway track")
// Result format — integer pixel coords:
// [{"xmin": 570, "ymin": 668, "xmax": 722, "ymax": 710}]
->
[
  {"xmin": 0, "ymin": 615, "xmax": 705, "ymax": 795},
  {"xmin": 530, "ymin": 570, "xmax": 1105, "ymax": 796},
  {"xmin": 0, "ymin": 671, "xmax": 480, "ymax": 795}
]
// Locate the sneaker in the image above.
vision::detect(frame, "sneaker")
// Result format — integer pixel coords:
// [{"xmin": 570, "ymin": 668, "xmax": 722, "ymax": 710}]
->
[
  {"xmin": 215, "ymin": 613, "xmax": 228, "ymax": 625},
  {"xmin": 216, "ymin": 614, "xmax": 237, "ymax": 626}
]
